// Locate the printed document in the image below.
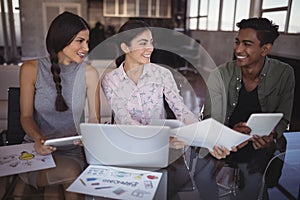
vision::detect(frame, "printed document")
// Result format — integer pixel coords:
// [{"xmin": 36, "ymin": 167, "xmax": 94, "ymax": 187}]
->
[
  {"xmin": 0, "ymin": 143, "xmax": 55, "ymax": 177},
  {"xmin": 67, "ymin": 165, "xmax": 162, "ymax": 200}
]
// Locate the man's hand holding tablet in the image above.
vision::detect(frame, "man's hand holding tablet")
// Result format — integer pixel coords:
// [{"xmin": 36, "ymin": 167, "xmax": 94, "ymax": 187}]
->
[
  {"xmin": 245, "ymin": 113, "xmax": 283, "ymax": 150},
  {"xmin": 246, "ymin": 113, "xmax": 283, "ymax": 137}
]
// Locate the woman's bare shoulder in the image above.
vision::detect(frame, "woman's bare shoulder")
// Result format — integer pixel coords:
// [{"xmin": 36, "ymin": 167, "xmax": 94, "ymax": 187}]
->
[
  {"xmin": 21, "ymin": 60, "xmax": 38, "ymax": 71},
  {"xmin": 20, "ymin": 60, "xmax": 38, "ymax": 81}
]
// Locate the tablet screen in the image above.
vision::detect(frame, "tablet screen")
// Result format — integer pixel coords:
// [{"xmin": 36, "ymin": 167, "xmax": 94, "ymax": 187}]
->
[
  {"xmin": 44, "ymin": 135, "xmax": 82, "ymax": 147},
  {"xmin": 246, "ymin": 113, "xmax": 283, "ymax": 137}
]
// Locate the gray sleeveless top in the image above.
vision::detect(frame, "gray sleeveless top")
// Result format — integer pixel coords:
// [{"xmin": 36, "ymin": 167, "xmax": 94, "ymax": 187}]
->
[{"xmin": 24, "ymin": 57, "xmax": 86, "ymax": 145}]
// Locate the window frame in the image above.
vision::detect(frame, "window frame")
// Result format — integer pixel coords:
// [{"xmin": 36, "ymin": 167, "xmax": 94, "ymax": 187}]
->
[
  {"xmin": 187, "ymin": 0, "xmax": 299, "ymax": 34},
  {"xmin": 103, "ymin": 0, "xmax": 171, "ymax": 18},
  {"xmin": 42, "ymin": 2, "xmax": 81, "ymax": 35},
  {"xmin": 261, "ymin": 0, "xmax": 292, "ymax": 34}
]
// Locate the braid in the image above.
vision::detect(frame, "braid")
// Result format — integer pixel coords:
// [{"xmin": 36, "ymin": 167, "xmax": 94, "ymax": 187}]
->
[
  {"xmin": 45, "ymin": 12, "xmax": 90, "ymax": 112},
  {"xmin": 50, "ymin": 55, "xmax": 68, "ymax": 112}
]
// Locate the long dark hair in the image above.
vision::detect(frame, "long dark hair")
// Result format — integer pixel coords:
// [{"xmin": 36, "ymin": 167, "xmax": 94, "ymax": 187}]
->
[
  {"xmin": 115, "ymin": 20, "xmax": 150, "ymax": 67},
  {"xmin": 46, "ymin": 11, "xmax": 90, "ymax": 112}
]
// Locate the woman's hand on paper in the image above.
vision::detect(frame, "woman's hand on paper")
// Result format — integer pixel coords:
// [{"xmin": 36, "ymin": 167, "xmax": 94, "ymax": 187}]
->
[
  {"xmin": 169, "ymin": 136, "xmax": 186, "ymax": 149},
  {"xmin": 210, "ymin": 146, "xmax": 231, "ymax": 159},
  {"xmin": 36, "ymin": 139, "xmax": 56, "ymax": 155}
]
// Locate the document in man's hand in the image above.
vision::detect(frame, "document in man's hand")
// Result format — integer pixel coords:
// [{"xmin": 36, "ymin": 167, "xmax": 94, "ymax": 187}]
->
[
  {"xmin": 171, "ymin": 118, "xmax": 252, "ymax": 151},
  {"xmin": 67, "ymin": 165, "xmax": 162, "ymax": 200},
  {"xmin": 0, "ymin": 143, "xmax": 56, "ymax": 177}
]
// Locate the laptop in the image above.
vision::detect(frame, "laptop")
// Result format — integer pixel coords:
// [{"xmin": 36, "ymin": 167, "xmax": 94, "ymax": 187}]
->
[{"xmin": 80, "ymin": 123, "xmax": 171, "ymax": 168}]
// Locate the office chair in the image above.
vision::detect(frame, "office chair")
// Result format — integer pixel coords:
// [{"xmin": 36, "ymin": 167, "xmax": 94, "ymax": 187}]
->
[
  {"xmin": 1, "ymin": 87, "xmax": 64, "ymax": 199},
  {"xmin": 1, "ymin": 87, "xmax": 44, "ymax": 199},
  {"xmin": 1, "ymin": 87, "xmax": 26, "ymax": 146},
  {"xmin": 5, "ymin": 87, "xmax": 26, "ymax": 145}
]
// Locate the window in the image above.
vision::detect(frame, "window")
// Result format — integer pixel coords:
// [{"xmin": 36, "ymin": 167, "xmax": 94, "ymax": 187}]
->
[
  {"xmin": 221, "ymin": 0, "xmax": 250, "ymax": 31},
  {"xmin": 188, "ymin": 0, "xmax": 250, "ymax": 31},
  {"xmin": 188, "ymin": 0, "xmax": 300, "ymax": 34},
  {"xmin": 42, "ymin": 2, "xmax": 81, "ymax": 35},
  {"xmin": 0, "ymin": 0, "xmax": 21, "ymax": 63},
  {"xmin": 262, "ymin": 0, "xmax": 300, "ymax": 33},
  {"xmin": 103, "ymin": 0, "xmax": 171, "ymax": 18}
]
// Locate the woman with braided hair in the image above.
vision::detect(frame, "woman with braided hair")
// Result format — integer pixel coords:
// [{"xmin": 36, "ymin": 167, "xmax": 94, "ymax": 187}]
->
[{"xmin": 19, "ymin": 12, "xmax": 100, "ymax": 199}]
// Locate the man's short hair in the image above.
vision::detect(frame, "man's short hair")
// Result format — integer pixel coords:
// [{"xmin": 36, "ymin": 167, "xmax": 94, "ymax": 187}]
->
[{"xmin": 236, "ymin": 17, "xmax": 279, "ymax": 46}]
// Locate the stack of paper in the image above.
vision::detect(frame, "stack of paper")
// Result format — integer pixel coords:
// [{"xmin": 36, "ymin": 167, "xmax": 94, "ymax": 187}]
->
[
  {"xmin": 171, "ymin": 118, "xmax": 252, "ymax": 151},
  {"xmin": 67, "ymin": 165, "xmax": 162, "ymax": 200}
]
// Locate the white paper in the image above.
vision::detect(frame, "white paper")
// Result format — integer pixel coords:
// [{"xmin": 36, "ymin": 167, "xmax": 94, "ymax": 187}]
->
[
  {"xmin": 149, "ymin": 119, "xmax": 184, "ymax": 129},
  {"xmin": 171, "ymin": 118, "xmax": 252, "ymax": 151},
  {"xmin": 0, "ymin": 143, "xmax": 56, "ymax": 177},
  {"xmin": 67, "ymin": 165, "xmax": 162, "ymax": 200}
]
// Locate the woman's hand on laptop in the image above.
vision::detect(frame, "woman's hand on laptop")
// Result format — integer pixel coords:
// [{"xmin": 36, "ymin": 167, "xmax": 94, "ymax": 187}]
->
[{"xmin": 169, "ymin": 136, "xmax": 186, "ymax": 149}]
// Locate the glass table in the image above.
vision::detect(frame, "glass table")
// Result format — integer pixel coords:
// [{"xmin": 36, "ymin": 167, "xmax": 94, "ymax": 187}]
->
[
  {"xmin": 1, "ymin": 132, "xmax": 299, "ymax": 200},
  {"xmin": 261, "ymin": 132, "xmax": 300, "ymax": 200}
]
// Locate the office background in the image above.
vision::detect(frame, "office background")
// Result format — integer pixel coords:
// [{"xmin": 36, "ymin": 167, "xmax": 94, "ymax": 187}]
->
[{"xmin": 0, "ymin": 0, "xmax": 299, "ymax": 130}]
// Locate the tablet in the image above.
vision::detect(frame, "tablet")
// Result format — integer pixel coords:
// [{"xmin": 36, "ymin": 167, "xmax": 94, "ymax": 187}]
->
[
  {"xmin": 44, "ymin": 135, "xmax": 82, "ymax": 147},
  {"xmin": 246, "ymin": 113, "xmax": 283, "ymax": 137}
]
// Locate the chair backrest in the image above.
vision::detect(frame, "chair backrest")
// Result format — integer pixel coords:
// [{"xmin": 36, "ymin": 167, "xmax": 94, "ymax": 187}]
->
[
  {"xmin": 6, "ymin": 87, "xmax": 26, "ymax": 145},
  {"xmin": 163, "ymin": 94, "xmax": 176, "ymax": 119}
]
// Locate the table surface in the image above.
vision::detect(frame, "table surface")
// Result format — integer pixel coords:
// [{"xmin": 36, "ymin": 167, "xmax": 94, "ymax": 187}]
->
[{"xmin": 1, "ymin": 132, "xmax": 299, "ymax": 200}]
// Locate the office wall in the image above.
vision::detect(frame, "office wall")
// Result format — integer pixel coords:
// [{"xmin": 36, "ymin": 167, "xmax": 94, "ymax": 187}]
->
[
  {"xmin": 271, "ymin": 34, "xmax": 300, "ymax": 60},
  {"xmin": 19, "ymin": 0, "xmax": 87, "ymax": 60},
  {"xmin": 191, "ymin": 31, "xmax": 300, "ymax": 66},
  {"xmin": 190, "ymin": 31, "xmax": 235, "ymax": 66}
]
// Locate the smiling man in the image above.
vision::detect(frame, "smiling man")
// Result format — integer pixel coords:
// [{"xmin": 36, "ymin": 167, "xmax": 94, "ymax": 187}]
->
[{"xmin": 203, "ymin": 17, "xmax": 295, "ymax": 152}]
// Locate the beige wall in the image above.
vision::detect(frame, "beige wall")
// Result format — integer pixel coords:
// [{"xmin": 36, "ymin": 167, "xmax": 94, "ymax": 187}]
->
[
  {"xmin": 191, "ymin": 31, "xmax": 235, "ymax": 66},
  {"xmin": 19, "ymin": 0, "xmax": 88, "ymax": 60},
  {"xmin": 191, "ymin": 31, "xmax": 300, "ymax": 66},
  {"xmin": 271, "ymin": 34, "xmax": 300, "ymax": 60}
]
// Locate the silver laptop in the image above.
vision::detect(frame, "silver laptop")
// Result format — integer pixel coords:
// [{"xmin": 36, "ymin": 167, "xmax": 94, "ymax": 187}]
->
[{"xmin": 80, "ymin": 123, "xmax": 171, "ymax": 168}]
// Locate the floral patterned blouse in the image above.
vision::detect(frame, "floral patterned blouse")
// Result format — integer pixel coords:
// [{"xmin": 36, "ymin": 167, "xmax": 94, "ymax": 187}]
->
[{"xmin": 101, "ymin": 62, "xmax": 198, "ymax": 125}]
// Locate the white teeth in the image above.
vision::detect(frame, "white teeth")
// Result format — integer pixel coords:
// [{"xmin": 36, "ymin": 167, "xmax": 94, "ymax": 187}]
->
[
  {"xmin": 77, "ymin": 53, "xmax": 86, "ymax": 57},
  {"xmin": 237, "ymin": 55, "xmax": 246, "ymax": 59}
]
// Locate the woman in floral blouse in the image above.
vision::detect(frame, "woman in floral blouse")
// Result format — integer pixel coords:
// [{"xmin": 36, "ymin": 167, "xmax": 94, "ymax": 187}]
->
[{"xmin": 102, "ymin": 20, "xmax": 231, "ymax": 158}]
